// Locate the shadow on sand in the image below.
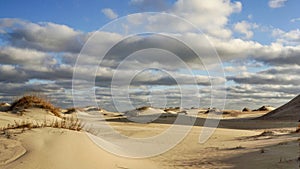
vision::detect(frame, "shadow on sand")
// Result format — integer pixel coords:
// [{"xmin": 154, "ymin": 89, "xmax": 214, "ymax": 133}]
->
[{"xmin": 104, "ymin": 114, "xmax": 298, "ymax": 130}]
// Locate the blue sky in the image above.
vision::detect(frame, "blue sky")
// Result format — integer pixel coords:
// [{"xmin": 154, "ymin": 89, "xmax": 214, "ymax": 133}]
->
[
  {"xmin": 0, "ymin": 0, "xmax": 299, "ymax": 110},
  {"xmin": 0, "ymin": 0, "xmax": 174, "ymax": 31},
  {"xmin": 0, "ymin": 0, "xmax": 299, "ymax": 43},
  {"xmin": 1, "ymin": 0, "xmax": 299, "ymax": 48}
]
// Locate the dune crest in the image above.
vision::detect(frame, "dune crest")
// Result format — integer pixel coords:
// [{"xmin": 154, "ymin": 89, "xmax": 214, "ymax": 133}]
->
[{"xmin": 259, "ymin": 94, "xmax": 300, "ymax": 120}]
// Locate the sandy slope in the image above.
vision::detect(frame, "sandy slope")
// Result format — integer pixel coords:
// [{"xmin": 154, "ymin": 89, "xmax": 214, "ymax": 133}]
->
[
  {"xmin": 0, "ymin": 138, "xmax": 26, "ymax": 165},
  {"xmin": 260, "ymin": 94, "xmax": 300, "ymax": 120},
  {"xmin": 1, "ymin": 128, "xmax": 157, "ymax": 169},
  {"xmin": 109, "ymin": 121, "xmax": 298, "ymax": 169},
  {"xmin": 0, "ymin": 108, "xmax": 157, "ymax": 169}
]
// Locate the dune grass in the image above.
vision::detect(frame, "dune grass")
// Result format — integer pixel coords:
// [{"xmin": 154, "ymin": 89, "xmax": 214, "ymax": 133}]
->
[
  {"xmin": 0, "ymin": 117, "xmax": 84, "ymax": 136},
  {"xmin": 136, "ymin": 106, "xmax": 151, "ymax": 111},
  {"xmin": 0, "ymin": 95, "xmax": 87, "ymax": 136},
  {"xmin": 9, "ymin": 95, "xmax": 61, "ymax": 117}
]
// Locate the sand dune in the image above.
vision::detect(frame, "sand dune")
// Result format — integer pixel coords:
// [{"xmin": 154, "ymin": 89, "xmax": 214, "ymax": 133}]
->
[
  {"xmin": 0, "ymin": 138, "xmax": 26, "ymax": 165},
  {"xmin": 259, "ymin": 94, "xmax": 300, "ymax": 120},
  {"xmin": 0, "ymin": 97, "xmax": 299, "ymax": 169},
  {"xmin": 1, "ymin": 128, "xmax": 157, "ymax": 169},
  {"xmin": 124, "ymin": 106, "xmax": 166, "ymax": 116},
  {"xmin": 0, "ymin": 107, "xmax": 157, "ymax": 169},
  {"xmin": 124, "ymin": 107, "xmax": 181, "ymax": 123},
  {"xmin": 254, "ymin": 105, "xmax": 276, "ymax": 111}
]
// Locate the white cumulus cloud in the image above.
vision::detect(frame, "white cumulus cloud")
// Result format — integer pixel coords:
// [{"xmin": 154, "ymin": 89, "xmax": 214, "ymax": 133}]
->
[
  {"xmin": 101, "ymin": 8, "xmax": 118, "ymax": 19},
  {"xmin": 268, "ymin": 0, "xmax": 287, "ymax": 8},
  {"xmin": 290, "ymin": 17, "xmax": 300, "ymax": 23},
  {"xmin": 233, "ymin": 21, "xmax": 258, "ymax": 39}
]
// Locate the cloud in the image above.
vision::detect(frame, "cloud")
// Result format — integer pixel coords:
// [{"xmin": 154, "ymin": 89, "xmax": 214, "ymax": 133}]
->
[
  {"xmin": 290, "ymin": 17, "xmax": 300, "ymax": 23},
  {"xmin": 127, "ymin": 71, "xmax": 225, "ymax": 86},
  {"xmin": 211, "ymin": 37, "xmax": 300, "ymax": 66},
  {"xmin": 224, "ymin": 66, "xmax": 247, "ymax": 73},
  {"xmin": 98, "ymin": 33, "xmax": 207, "ymax": 68},
  {"xmin": 272, "ymin": 28, "xmax": 300, "ymax": 45},
  {"xmin": 227, "ymin": 65, "xmax": 300, "ymax": 86},
  {"xmin": 170, "ymin": 0, "xmax": 242, "ymax": 39},
  {"xmin": 0, "ymin": 19, "xmax": 85, "ymax": 53},
  {"xmin": 225, "ymin": 84, "xmax": 297, "ymax": 109},
  {"xmin": 1, "ymin": 19, "xmax": 299, "ymax": 83},
  {"xmin": 127, "ymin": 0, "xmax": 242, "ymax": 39},
  {"xmin": 130, "ymin": 0, "xmax": 170, "ymax": 11},
  {"xmin": 1, "ymin": 1, "xmax": 300, "ymax": 111},
  {"xmin": 0, "ymin": 65, "xmax": 28, "ymax": 83},
  {"xmin": 233, "ymin": 21, "xmax": 258, "ymax": 39},
  {"xmin": 223, "ymin": 65, "xmax": 299, "ymax": 109},
  {"xmin": 0, "ymin": 81, "xmax": 73, "ymax": 107},
  {"xmin": 0, "ymin": 46, "xmax": 54, "ymax": 66},
  {"xmin": 101, "ymin": 8, "xmax": 118, "ymax": 19},
  {"xmin": 247, "ymin": 14, "xmax": 253, "ymax": 20},
  {"xmin": 0, "ymin": 46, "xmax": 74, "ymax": 83},
  {"xmin": 268, "ymin": 0, "xmax": 287, "ymax": 8}
]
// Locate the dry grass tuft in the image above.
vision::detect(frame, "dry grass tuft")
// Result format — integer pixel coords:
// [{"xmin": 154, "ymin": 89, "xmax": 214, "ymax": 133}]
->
[
  {"xmin": 10, "ymin": 95, "xmax": 61, "ymax": 117},
  {"xmin": 0, "ymin": 117, "xmax": 84, "ymax": 135},
  {"xmin": 164, "ymin": 107, "xmax": 181, "ymax": 112}
]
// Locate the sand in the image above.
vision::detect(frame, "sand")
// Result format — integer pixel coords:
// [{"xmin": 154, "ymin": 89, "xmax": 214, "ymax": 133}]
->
[
  {"xmin": 0, "ymin": 138, "xmax": 26, "ymax": 165},
  {"xmin": 260, "ymin": 94, "xmax": 300, "ymax": 120},
  {"xmin": 0, "ymin": 108, "xmax": 158, "ymax": 169},
  {"xmin": 0, "ymin": 105, "xmax": 299, "ymax": 169},
  {"xmin": 1, "ymin": 128, "xmax": 157, "ymax": 169}
]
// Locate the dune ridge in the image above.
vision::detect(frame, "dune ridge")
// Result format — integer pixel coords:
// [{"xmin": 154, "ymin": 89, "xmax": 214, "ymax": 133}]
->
[{"xmin": 259, "ymin": 94, "xmax": 300, "ymax": 120}]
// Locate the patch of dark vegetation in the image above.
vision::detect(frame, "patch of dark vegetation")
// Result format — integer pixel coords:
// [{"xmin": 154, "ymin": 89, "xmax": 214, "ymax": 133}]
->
[{"xmin": 136, "ymin": 106, "xmax": 151, "ymax": 111}]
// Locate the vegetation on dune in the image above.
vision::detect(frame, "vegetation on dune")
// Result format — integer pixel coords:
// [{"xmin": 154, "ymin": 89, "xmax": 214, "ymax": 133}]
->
[
  {"xmin": 9, "ymin": 95, "xmax": 61, "ymax": 117},
  {"xmin": 136, "ymin": 106, "xmax": 151, "ymax": 111},
  {"xmin": 164, "ymin": 107, "xmax": 181, "ymax": 112},
  {"xmin": 242, "ymin": 107, "xmax": 251, "ymax": 112},
  {"xmin": 64, "ymin": 107, "xmax": 77, "ymax": 114},
  {"xmin": 0, "ymin": 117, "xmax": 84, "ymax": 138}
]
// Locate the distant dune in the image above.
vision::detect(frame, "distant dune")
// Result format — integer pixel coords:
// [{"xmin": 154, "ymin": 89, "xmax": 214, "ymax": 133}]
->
[
  {"xmin": 253, "ymin": 105, "xmax": 275, "ymax": 111},
  {"xmin": 259, "ymin": 94, "xmax": 300, "ymax": 121}
]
